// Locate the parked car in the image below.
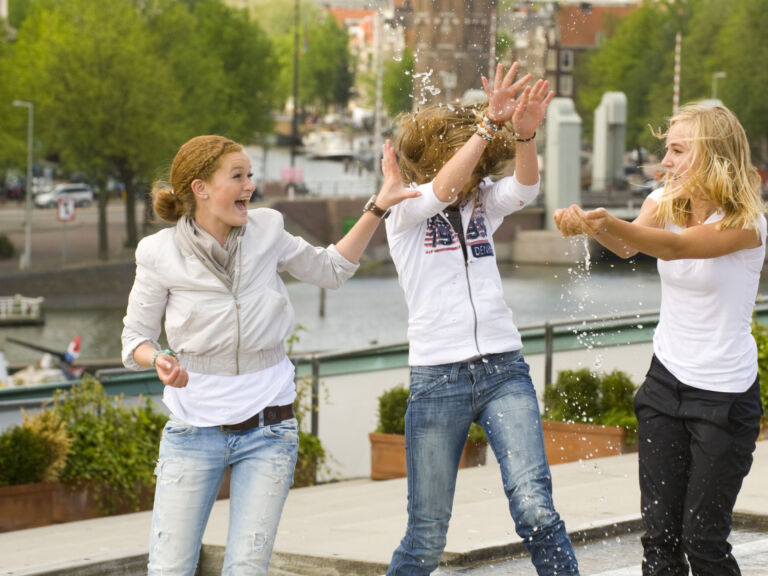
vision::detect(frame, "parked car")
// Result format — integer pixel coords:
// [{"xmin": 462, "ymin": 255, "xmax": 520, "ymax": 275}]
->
[{"xmin": 34, "ymin": 183, "xmax": 94, "ymax": 208}]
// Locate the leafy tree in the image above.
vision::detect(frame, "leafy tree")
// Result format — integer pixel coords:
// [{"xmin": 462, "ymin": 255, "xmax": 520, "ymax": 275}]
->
[
  {"xmin": 7, "ymin": 0, "xmax": 33, "ymax": 29},
  {"xmin": 2, "ymin": 0, "xmax": 279, "ymax": 252},
  {"xmin": 712, "ymin": 0, "xmax": 768, "ymax": 158},
  {"xmin": 578, "ymin": 2, "xmax": 673, "ymax": 148},
  {"xmin": 8, "ymin": 0, "xmax": 178, "ymax": 256},
  {"xmin": 577, "ymin": 0, "xmax": 767, "ymax": 161},
  {"xmin": 382, "ymin": 47, "xmax": 414, "ymax": 118},
  {"xmin": 275, "ymin": 9, "xmax": 354, "ymax": 114}
]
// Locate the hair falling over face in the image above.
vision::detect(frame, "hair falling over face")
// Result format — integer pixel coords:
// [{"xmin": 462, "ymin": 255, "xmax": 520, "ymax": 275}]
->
[
  {"xmin": 652, "ymin": 103, "xmax": 764, "ymax": 231},
  {"xmin": 394, "ymin": 104, "xmax": 517, "ymax": 205}
]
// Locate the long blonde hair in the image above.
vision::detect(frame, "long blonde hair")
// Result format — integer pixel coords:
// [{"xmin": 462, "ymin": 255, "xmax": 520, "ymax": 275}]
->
[
  {"xmin": 653, "ymin": 103, "xmax": 764, "ymax": 230},
  {"xmin": 394, "ymin": 104, "xmax": 516, "ymax": 205}
]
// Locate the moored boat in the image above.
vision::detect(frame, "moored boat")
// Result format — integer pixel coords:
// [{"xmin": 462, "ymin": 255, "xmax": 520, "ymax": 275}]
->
[{"xmin": 0, "ymin": 295, "xmax": 44, "ymax": 326}]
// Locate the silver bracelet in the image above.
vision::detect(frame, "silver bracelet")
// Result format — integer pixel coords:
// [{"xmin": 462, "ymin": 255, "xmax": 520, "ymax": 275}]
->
[{"xmin": 475, "ymin": 124, "xmax": 495, "ymax": 142}]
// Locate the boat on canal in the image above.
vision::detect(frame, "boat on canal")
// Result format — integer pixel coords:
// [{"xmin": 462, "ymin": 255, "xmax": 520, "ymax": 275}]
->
[{"xmin": 0, "ymin": 295, "xmax": 44, "ymax": 327}]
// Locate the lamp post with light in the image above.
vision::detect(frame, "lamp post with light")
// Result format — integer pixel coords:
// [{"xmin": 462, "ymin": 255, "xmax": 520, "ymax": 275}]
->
[
  {"xmin": 12, "ymin": 99, "xmax": 33, "ymax": 271},
  {"xmin": 711, "ymin": 71, "xmax": 727, "ymax": 100}
]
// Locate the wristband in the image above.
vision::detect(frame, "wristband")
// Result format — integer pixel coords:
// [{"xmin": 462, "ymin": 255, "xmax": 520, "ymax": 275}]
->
[
  {"xmin": 514, "ymin": 131, "xmax": 536, "ymax": 143},
  {"xmin": 152, "ymin": 348, "xmax": 177, "ymax": 369}
]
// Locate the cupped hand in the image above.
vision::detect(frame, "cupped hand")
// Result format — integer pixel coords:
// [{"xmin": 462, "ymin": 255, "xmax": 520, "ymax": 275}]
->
[
  {"xmin": 155, "ymin": 353, "xmax": 189, "ymax": 388},
  {"xmin": 554, "ymin": 205, "xmax": 609, "ymax": 237},
  {"xmin": 481, "ymin": 62, "xmax": 532, "ymax": 125},
  {"xmin": 553, "ymin": 206, "xmax": 585, "ymax": 237},
  {"xmin": 376, "ymin": 139, "xmax": 421, "ymax": 209}
]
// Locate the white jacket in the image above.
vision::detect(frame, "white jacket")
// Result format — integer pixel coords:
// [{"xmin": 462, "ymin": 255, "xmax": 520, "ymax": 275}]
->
[
  {"xmin": 122, "ymin": 208, "xmax": 358, "ymax": 375},
  {"xmin": 386, "ymin": 175, "xmax": 539, "ymax": 366}
]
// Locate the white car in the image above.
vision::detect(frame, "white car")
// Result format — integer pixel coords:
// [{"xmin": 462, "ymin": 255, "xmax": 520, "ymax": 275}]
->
[{"xmin": 34, "ymin": 183, "xmax": 94, "ymax": 208}]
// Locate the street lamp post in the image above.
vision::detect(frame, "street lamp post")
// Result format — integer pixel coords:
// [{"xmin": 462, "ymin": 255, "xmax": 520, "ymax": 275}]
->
[
  {"xmin": 12, "ymin": 99, "xmax": 33, "ymax": 271},
  {"xmin": 711, "ymin": 71, "xmax": 727, "ymax": 100}
]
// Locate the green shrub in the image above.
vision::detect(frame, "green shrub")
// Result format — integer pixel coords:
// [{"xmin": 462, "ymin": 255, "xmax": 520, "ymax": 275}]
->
[
  {"xmin": 467, "ymin": 422, "xmax": 488, "ymax": 445},
  {"xmin": 21, "ymin": 409, "xmax": 73, "ymax": 482},
  {"xmin": 292, "ymin": 373, "xmax": 328, "ymax": 487},
  {"xmin": 50, "ymin": 375, "xmax": 167, "ymax": 513},
  {"xmin": 295, "ymin": 431, "xmax": 325, "ymax": 487},
  {"xmin": 375, "ymin": 385, "xmax": 487, "ymax": 444},
  {"xmin": 0, "ymin": 426, "xmax": 51, "ymax": 486},
  {"xmin": 544, "ymin": 368, "xmax": 638, "ymax": 444},
  {"xmin": 0, "ymin": 233, "xmax": 14, "ymax": 259},
  {"xmin": 376, "ymin": 385, "xmax": 410, "ymax": 434},
  {"xmin": 543, "ymin": 368, "xmax": 600, "ymax": 423},
  {"xmin": 751, "ymin": 319, "xmax": 768, "ymax": 424}
]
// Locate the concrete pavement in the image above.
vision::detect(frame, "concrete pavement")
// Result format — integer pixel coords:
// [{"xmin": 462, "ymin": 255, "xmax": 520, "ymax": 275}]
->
[{"xmin": 1, "ymin": 440, "xmax": 766, "ymax": 576}]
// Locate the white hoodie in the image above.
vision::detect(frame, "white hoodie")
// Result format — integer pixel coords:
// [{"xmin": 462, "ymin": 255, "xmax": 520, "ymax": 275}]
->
[{"xmin": 386, "ymin": 175, "xmax": 539, "ymax": 366}]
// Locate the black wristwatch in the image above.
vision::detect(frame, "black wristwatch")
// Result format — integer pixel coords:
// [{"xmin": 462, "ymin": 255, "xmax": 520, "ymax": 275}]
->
[{"xmin": 363, "ymin": 195, "xmax": 390, "ymax": 219}]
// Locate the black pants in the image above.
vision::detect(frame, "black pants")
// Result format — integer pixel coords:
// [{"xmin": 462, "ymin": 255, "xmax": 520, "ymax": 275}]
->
[{"xmin": 634, "ymin": 356, "xmax": 762, "ymax": 576}]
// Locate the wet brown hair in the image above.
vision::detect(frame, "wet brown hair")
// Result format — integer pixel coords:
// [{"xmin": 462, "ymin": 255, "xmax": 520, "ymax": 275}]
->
[
  {"xmin": 152, "ymin": 135, "xmax": 243, "ymax": 223},
  {"xmin": 394, "ymin": 104, "xmax": 516, "ymax": 204}
]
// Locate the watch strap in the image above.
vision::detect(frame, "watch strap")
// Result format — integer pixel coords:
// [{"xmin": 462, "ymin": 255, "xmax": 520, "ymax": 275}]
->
[{"xmin": 364, "ymin": 196, "xmax": 389, "ymax": 219}]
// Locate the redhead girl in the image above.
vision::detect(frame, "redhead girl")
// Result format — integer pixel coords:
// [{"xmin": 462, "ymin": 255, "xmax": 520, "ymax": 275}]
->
[{"xmin": 122, "ymin": 135, "xmax": 417, "ymax": 575}]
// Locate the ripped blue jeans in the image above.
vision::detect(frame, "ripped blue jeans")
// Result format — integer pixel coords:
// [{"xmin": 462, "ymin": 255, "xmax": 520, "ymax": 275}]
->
[{"xmin": 148, "ymin": 415, "xmax": 298, "ymax": 576}]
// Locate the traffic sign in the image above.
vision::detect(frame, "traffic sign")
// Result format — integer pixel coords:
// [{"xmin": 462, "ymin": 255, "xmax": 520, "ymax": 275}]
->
[{"xmin": 57, "ymin": 197, "xmax": 76, "ymax": 222}]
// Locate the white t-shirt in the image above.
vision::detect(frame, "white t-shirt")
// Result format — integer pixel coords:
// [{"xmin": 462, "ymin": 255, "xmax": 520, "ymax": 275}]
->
[
  {"xmin": 385, "ymin": 175, "xmax": 539, "ymax": 366},
  {"xmin": 650, "ymin": 188, "xmax": 767, "ymax": 392},
  {"xmin": 163, "ymin": 356, "xmax": 296, "ymax": 427}
]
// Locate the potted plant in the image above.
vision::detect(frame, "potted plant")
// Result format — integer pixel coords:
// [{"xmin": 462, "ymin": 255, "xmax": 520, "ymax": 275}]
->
[
  {"xmin": 292, "ymin": 374, "xmax": 327, "ymax": 487},
  {"xmin": 48, "ymin": 376, "xmax": 166, "ymax": 520},
  {"xmin": 0, "ymin": 424, "xmax": 60, "ymax": 531},
  {"xmin": 542, "ymin": 368, "xmax": 637, "ymax": 465},
  {"xmin": 286, "ymin": 327, "xmax": 329, "ymax": 487},
  {"xmin": 751, "ymin": 319, "xmax": 768, "ymax": 438},
  {"xmin": 369, "ymin": 385, "xmax": 488, "ymax": 480}
]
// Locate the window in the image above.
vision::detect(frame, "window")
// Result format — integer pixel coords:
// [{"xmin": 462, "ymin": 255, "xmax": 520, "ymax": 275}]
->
[{"xmin": 559, "ymin": 49, "xmax": 573, "ymax": 71}]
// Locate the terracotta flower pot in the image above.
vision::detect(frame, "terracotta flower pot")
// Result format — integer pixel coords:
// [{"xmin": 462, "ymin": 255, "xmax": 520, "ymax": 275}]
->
[
  {"xmin": 369, "ymin": 432, "xmax": 488, "ymax": 480},
  {"xmin": 542, "ymin": 420, "xmax": 628, "ymax": 465},
  {"xmin": 0, "ymin": 482, "xmax": 56, "ymax": 532}
]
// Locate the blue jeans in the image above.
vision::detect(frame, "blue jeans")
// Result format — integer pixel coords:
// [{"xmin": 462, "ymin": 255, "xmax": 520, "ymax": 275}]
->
[
  {"xmin": 386, "ymin": 351, "xmax": 579, "ymax": 576},
  {"xmin": 147, "ymin": 415, "xmax": 299, "ymax": 576}
]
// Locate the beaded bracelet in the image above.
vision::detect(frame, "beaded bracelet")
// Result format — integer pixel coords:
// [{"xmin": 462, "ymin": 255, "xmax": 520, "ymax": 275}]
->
[
  {"xmin": 514, "ymin": 131, "xmax": 536, "ymax": 143},
  {"xmin": 475, "ymin": 124, "xmax": 495, "ymax": 142},
  {"xmin": 481, "ymin": 116, "xmax": 500, "ymax": 133},
  {"xmin": 152, "ymin": 348, "xmax": 178, "ymax": 369}
]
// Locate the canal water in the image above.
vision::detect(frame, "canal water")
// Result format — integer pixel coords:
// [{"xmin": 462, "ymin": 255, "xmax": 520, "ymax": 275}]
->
[{"xmin": 3, "ymin": 257, "xmax": 768, "ymax": 365}]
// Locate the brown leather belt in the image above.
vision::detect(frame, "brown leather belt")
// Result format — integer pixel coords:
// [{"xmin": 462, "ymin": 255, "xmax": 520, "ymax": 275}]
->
[{"xmin": 219, "ymin": 404, "xmax": 295, "ymax": 433}]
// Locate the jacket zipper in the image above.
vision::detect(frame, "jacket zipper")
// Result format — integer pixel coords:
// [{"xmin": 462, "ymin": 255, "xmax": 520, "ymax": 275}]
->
[
  {"xmin": 232, "ymin": 238, "xmax": 243, "ymax": 374},
  {"xmin": 194, "ymin": 237, "xmax": 243, "ymax": 374},
  {"xmin": 444, "ymin": 209, "xmax": 481, "ymax": 356}
]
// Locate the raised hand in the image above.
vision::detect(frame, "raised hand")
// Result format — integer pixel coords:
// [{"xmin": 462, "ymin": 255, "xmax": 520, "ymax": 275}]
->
[
  {"xmin": 481, "ymin": 62, "xmax": 532, "ymax": 125},
  {"xmin": 375, "ymin": 139, "xmax": 420, "ymax": 209},
  {"xmin": 512, "ymin": 78, "xmax": 554, "ymax": 140}
]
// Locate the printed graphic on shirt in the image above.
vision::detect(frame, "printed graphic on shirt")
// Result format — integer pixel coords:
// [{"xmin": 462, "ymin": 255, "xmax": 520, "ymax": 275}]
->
[
  {"xmin": 423, "ymin": 215, "xmax": 459, "ymax": 254},
  {"xmin": 423, "ymin": 208, "xmax": 494, "ymax": 258}
]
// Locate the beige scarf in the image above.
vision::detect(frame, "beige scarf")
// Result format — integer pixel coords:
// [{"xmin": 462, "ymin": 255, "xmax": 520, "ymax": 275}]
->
[{"xmin": 175, "ymin": 215, "xmax": 244, "ymax": 291}]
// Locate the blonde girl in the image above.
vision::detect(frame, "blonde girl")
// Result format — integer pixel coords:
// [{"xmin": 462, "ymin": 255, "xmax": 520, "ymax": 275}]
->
[{"xmin": 555, "ymin": 103, "xmax": 765, "ymax": 575}]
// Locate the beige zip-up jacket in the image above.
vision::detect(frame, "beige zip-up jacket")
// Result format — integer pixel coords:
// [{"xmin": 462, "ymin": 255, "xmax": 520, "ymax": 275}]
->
[{"xmin": 121, "ymin": 208, "xmax": 358, "ymax": 375}]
